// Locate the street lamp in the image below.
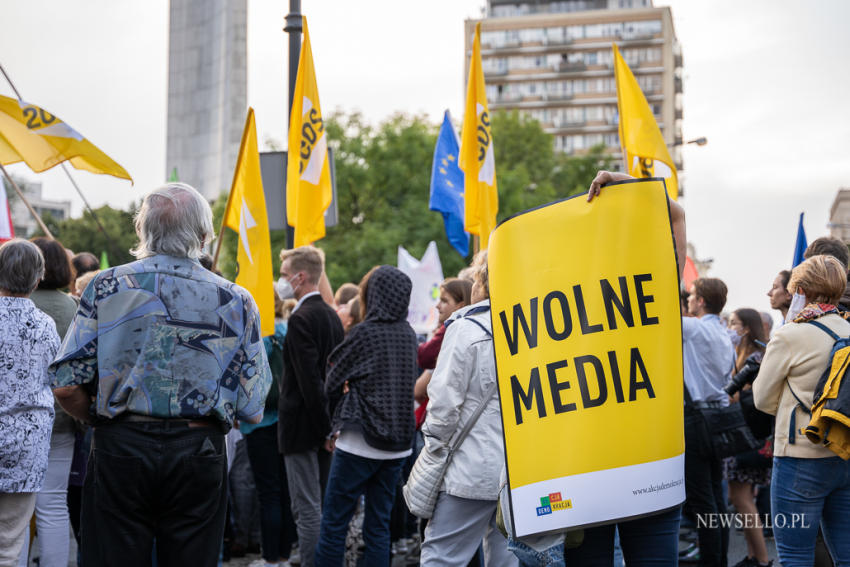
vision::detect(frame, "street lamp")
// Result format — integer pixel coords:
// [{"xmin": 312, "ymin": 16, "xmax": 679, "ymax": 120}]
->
[{"xmin": 668, "ymin": 137, "xmax": 707, "ymax": 147}]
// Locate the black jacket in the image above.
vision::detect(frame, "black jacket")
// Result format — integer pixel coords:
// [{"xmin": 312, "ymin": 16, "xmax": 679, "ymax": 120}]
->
[
  {"xmin": 326, "ymin": 266, "xmax": 418, "ymax": 452},
  {"xmin": 277, "ymin": 294, "xmax": 344, "ymax": 455}
]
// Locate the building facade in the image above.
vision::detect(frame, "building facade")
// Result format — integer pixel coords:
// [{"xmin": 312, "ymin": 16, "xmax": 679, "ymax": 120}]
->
[
  {"xmin": 829, "ymin": 188, "xmax": 850, "ymax": 243},
  {"xmin": 166, "ymin": 0, "xmax": 248, "ymax": 200},
  {"xmin": 466, "ymin": 0, "xmax": 683, "ymax": 170},
  {"xmin": 3, "ymin": 177, "xmax": 71, "ymax": 238}
]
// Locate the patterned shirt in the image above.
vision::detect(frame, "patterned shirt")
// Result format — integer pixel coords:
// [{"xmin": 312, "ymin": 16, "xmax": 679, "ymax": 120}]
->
[
  {"xmin": 50, "ymin": 255, "xmax": 271, "ymax": 427},
  {"xmin": 0, "ymin": 297, "xmax": 60, "ymax": 492}
]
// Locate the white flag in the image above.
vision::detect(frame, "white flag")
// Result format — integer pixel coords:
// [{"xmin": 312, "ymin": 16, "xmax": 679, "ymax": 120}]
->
[{"xmin": 397, "ymin": 241, "xmax": 444, "ymax": 334}]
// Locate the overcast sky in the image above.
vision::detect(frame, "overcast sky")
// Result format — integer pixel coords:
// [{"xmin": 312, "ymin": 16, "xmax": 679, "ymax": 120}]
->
[{"xmin": 1, "ymin": 0, "xmax": 848, "ymax": 319}]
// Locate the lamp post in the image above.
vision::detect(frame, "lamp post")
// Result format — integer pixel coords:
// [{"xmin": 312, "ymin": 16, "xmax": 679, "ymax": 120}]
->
[
  {"xmin": 283, "ymin": 0, "xmax": 301, "ymax": 249},
  {"xmin": 668, "ymin": 137, "xmax": 707, "ymax": 147}
]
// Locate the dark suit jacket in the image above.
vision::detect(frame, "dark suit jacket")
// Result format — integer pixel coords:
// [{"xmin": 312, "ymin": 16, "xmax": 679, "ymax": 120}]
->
[{"xmin": 277, "ymin": 294, "xmax": 344, "ymax": 454}]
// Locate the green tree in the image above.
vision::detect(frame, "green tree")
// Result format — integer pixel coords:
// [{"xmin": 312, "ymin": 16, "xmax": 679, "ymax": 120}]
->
[
  {"xmin": 214, "ymin": 110, "xmax": 614, "ymax": 288},
  {"xmin": 37, "ymin": 204, "xmax": 138, "ymax": 266}
]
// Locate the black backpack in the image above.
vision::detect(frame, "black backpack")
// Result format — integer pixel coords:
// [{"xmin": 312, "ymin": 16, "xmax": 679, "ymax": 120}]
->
[{"xmin": 265, "ymin": 333, "xmax": 284, "ymax": 412}]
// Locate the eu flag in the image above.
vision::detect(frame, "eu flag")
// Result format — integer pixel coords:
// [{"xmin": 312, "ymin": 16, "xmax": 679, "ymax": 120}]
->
[
  {"xmin": 792, "ymin": 212, "xmax": 807, "ymax": 268},
  {"xmin": 430, "ymin": 111, "xmax": 469, "ymax": 257}
]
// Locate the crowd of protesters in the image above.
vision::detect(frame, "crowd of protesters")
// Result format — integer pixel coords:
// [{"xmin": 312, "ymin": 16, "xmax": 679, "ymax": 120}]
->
[{"xmin": 1, "ymin": 173, "xmax": 849, "ymax": 567}]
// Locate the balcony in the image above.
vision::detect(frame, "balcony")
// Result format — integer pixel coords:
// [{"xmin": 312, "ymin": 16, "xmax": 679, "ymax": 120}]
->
[
  {"xmin": 543, "ymin": 92, "xmax": 574, "ymax": 102},
  {"xmin": 558, "ymin": 61, "xmax": 587, "ymax": 72}
]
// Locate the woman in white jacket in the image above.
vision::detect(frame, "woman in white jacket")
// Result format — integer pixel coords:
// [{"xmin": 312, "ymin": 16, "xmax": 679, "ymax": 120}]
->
[{"xmin": 419, "ymin": 252, "xmax": 517, "ymax": 567}]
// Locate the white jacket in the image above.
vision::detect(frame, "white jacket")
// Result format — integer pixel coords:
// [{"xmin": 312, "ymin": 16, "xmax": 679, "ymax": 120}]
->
[{"xmin": 423, "ymin": 300, "xmax": 505, "ymax": 500}]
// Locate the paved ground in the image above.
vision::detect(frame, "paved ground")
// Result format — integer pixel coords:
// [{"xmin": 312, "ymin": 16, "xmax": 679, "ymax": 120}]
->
[
  {"xmin": 31, "ymin": 519, "xmax": 778, "ymax": 566},
  {"xmin": 221, "ymin": 525, "xmax": 780, "ymax": 566}
]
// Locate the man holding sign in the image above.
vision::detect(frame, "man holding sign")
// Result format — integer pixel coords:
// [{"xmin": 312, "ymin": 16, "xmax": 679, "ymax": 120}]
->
[{"xmin": 491, "ymin": 171, "xmax": 686, "ymax": 564}]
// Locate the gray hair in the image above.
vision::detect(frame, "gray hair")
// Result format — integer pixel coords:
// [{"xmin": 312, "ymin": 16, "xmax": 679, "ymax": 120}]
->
[
  {"xmin": 0, "ymin": 239, "xmax": 45, "ymax": 295},
  {"xmin": 130, "ymin": 183, "xmax": 215, "ymax": 259}
]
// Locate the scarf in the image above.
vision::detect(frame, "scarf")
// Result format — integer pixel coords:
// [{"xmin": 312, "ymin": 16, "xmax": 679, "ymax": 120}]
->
[{"xmin": 792, "ymin": 303, "xmax": 839, "ymax": 323}]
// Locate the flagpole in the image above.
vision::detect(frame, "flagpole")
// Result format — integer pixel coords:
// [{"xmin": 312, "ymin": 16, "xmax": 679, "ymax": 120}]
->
[
  {"xmin": 58, "ymin": 163, "xmax": 124, "ymax": 262},
  {"xmin": 284, "ymin": 0, "xmax": 301, "ymax": 250},
  {"xmin": 2, "ymin": 62, "xmax": 121, "ymax": 249},
  {"xmin": 211, "ymin": 175, "xmax": 237, "ymax": 271},
  {"xmin": 212, "ymin": 109, "xmax": 255, "ymax": 271},
  {"xmin": 0, "ymin": 161, "xmax": 54, "ymax": 239},
  {"xmin": 0, "ymin": 64, "xmax": 22, "ymax": 99}
]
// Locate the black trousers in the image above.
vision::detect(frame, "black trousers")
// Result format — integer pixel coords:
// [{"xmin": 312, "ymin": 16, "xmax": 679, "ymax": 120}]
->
[
  {"xmin": 244, "ymin": 422, "xmax": 297, "ymax": 561},
  {"xmin": 685, "ymin": 409, "xmax": 729, "ymax": 567},
  {"xmin": 81, "ymin": 420, "xmax": 228, "ymax": 567}
]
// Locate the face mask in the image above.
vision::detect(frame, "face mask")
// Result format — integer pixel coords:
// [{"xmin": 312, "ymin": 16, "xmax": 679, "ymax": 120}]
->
[
  {"xmin": 786, "ymin": 291, "xmax": 807, "ymax": 322},
  {"xmin": 727, "ymin": 328, "xmax": 742, "ymax": 347},
  {"xmin": 275, "ymin": 277, "xmax": 295, "ymax": 300}
]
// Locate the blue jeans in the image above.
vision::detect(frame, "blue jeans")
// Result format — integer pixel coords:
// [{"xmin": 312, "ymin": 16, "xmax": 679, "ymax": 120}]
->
[
  {"xmin": 508, "ymin": 507, "xmax": 680, "ymax": 566},
  {"xmin": 314, "ymin": 449, "xmax": 405, "ymax": 567},
  {"xmin": 771, "ymin": 456, "xmax": 850, "ymax": 566}
]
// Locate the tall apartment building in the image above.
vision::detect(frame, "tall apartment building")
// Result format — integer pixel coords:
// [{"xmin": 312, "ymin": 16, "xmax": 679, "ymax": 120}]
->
[
  {"xmin": 466, "ymin": 0, "xmax": 683, "ymax": 171},
  {"xmin": 166, "ymin": 0, "xmax": 248, "ymax": 200}
]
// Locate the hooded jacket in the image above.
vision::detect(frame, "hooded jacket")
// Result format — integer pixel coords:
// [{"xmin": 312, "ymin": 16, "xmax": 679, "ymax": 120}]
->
[{"xmin": 326, "ymin": 265, "xmax": 418, "ymax": 452}]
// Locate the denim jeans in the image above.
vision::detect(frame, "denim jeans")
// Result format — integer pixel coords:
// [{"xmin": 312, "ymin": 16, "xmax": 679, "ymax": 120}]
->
[
  {"xmin": 507, "ymin": 507, "xmax": 680, "ymax": 566},
  {"xmin": 314, "ymin": 449, "xmax": 404, "ymax": 567},
  {"xmin": 244, "ymin": 423, "xmax": 297, "ymax": 562},
  {"xmin": 771, "ymin": 455, "xmax": 850, "ymax": 566},
  {"xmin": 684, "ymin": 410, "xmax": 728, "ymax": 567},
  {"xmin": 81, "ymin": 421, "xmax": 227, "ymax": 567}
]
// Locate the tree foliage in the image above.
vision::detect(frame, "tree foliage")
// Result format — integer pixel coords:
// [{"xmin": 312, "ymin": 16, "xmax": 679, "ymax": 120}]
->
[
  {"xmin": 38, "ymin": 204, "xmax": 138, "ymax": 266},
  {"xmin": 46, "ymin": 111, "xmax": 613, "ymax": 289}
]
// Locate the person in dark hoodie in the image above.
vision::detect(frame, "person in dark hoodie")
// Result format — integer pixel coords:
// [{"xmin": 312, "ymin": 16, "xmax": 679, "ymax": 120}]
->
[{"xmin": 314, "ymin": 265, "xmax": 418, "ymax": 567}]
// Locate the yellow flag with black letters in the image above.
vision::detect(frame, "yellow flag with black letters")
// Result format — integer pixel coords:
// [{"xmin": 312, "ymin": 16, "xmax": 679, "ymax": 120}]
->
[
  {"xmin": 0, "ymin": 94, "xmax": 131, "ymax": 181},
  {"xmin": 460, "ymin": 22, "xmax": 498, "ymax": 250},
  {"xmin": 489, "ymin": 179, "xmax": 684, "ymax": 537},
  {"xmin": 223, "ymin": 108, "xmax": 275, "ymax": 337},
  {"xmin": 613, "ymin": 44, "xmax": 678, "ymax": 199},
  {"xmin": 287, "ymin": 17, "xmax": 332, "ymax": 247}
]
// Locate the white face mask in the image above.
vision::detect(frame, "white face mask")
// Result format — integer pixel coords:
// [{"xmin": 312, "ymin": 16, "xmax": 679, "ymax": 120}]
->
[
  {"xmin": 275, "ymin": 277, "xmax": 295, "ymax": 300},
  {"xmin": 786, "ymin": 291, "xmax": 807, "ymax": 322}
]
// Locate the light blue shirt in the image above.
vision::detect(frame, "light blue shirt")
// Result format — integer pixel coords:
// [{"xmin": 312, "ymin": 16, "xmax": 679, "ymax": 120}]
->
[
  {"xmin": 51, "ymin": 255, "xmax": 272, "ymax": 427},
  {"xmin": 682, "ymin": 314, "xmax": 735, "ymax": 405}
]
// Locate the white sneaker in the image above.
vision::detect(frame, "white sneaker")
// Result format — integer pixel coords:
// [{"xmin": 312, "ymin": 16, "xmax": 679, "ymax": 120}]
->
[{"xmin": 247, "ymin": 560, "xmax": 280, "ymax": 567}]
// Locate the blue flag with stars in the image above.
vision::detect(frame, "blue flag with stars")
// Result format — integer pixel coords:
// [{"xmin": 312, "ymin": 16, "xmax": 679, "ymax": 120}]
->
[
  {"xmin": 792, "ymin": 212, "xmax": 807, "ymax": 268},
  {"xmin": 429, "ymin": 111, "xmax": 469, "ymax": 257}
]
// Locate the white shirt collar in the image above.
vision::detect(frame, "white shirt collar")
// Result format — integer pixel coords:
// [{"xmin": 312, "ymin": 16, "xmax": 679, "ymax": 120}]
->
[{"xmin": 292, "ymin": 291, "xmax": 321, "ymax": 314}]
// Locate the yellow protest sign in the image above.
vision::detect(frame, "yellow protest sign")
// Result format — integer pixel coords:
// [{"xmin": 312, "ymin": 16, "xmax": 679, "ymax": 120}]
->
[{"xmin": 489, "ymin": 178, "xmax": 684, "ymax": 537}]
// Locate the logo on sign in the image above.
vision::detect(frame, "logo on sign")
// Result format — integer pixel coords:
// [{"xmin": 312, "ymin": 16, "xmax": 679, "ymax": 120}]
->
[{"xmin": 535, "ymin": 492, "xmax": 572, "ymax": 516}]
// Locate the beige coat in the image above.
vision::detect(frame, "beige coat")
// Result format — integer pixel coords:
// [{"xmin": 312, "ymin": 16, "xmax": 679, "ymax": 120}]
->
[{"xmin": 753, "ymin": 313, "xmax": 850, "ymax": 458}]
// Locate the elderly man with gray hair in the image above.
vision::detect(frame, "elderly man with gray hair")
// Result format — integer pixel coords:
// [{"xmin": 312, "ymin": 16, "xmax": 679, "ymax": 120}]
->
[
  {"xmin": 51, "ymin": 183, "xmax": 272, "ymax": 567},
  {"xmin": 0, "ymin": 239, "xmax": 61, "ymax": 565}
]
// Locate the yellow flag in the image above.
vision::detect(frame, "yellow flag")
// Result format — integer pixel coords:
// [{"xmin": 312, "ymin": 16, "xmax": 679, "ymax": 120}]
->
[
  {"xmin": 287, "ymin": 17, "xmax": 332, "ymax": 247},
  {"xmin": 613, "ymin": 44, "xmax": 678, "ymax": 199},
  {"xmin": 0, "ymin": 95, "xmax": 131, "ymax": 181},
  {"xmin": 223, "ymin": 108, "xmax": 275, "ymax": 337},
  {"xmin": 460, "ymin": 22, "xmax": 498, "ymax": 250}
]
